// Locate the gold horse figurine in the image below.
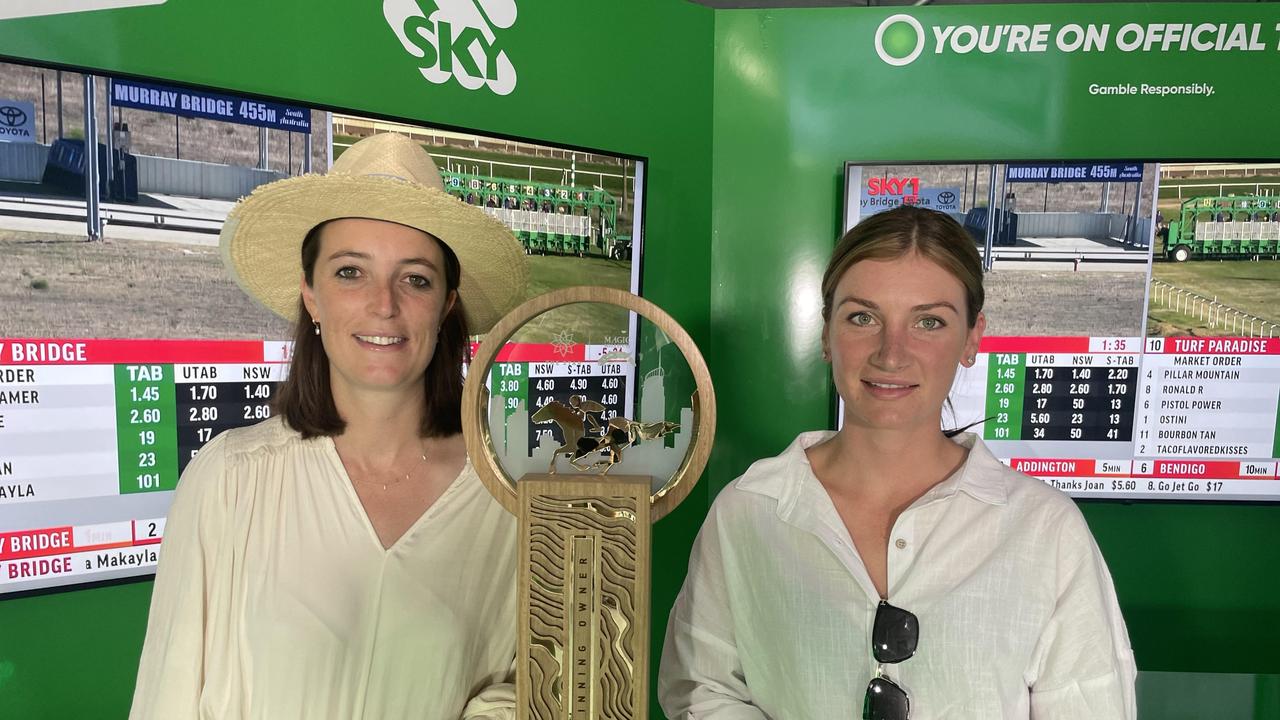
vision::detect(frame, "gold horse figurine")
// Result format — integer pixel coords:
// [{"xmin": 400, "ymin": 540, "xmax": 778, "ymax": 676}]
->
[{"xmin": 531, "ymin": 395, "xmax": 679, "ymax": 474}]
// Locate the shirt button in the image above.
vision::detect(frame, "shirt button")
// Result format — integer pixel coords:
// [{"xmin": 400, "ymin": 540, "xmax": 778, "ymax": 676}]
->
[{"xmin": 895, "ymin": 538, "xmax": 908, "ymax": 550}]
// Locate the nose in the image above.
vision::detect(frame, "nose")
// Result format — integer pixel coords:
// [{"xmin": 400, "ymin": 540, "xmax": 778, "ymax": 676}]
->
[
  {"xmin": 367, "ymin": 280, "xmax": 399, "ymax": 318},
  {"xmin": 871, "ymin": 323, "xmax": 910, "ymax": 371}
]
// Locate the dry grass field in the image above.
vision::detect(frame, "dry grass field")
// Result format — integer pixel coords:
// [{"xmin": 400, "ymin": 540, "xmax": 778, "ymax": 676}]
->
[
  {"xmin": 0, "ymin": 230, "xmax": 291, "ymax": 339},
  {"xmin": 0, "ymin": 230, "xmax": 634, "ymax": 343}
]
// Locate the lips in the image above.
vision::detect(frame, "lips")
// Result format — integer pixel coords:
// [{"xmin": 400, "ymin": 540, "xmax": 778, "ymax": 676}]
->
[
  {"xmin": 861, "ymin": 379, "xmax": 918, "ymax": 398},
  {"xmin": 354, "ymin": 334, "xmax": 406, "ymax": 347}
]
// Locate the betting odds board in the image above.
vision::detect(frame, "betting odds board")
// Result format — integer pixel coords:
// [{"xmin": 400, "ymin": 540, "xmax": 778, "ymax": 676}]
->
[
  {"xmin": 949, "ymin": 336, "xmax": 1280, "ymax": 500},
  {"xmin": 0, "ymin": 339, "xmax": 635, "ymax": 596},
  {"xmin": 0, "ymin": 340, "xmax": 289, "ymax": 595}
]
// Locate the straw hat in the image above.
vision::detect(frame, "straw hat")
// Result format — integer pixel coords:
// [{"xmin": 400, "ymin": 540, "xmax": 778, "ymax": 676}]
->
[{"xmin": 219, "ymin": 132, "xmax": 528, "ymax": 333}]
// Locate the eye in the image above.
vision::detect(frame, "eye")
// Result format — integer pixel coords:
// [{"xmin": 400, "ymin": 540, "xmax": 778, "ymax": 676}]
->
[
  {"xmin": 335, "ymin": 266, "xmax": 360, "ymax": 280},
  {"xmin": 917, "ymin": 316, "xmax": 945, "ymax": 330},
  {"xmin": 406, "ymin": 274, "xmax": 432, "ymax": 289},
  {"xmin": 847, "ymin": 311, "xmax": 875, "ymax": 327}
]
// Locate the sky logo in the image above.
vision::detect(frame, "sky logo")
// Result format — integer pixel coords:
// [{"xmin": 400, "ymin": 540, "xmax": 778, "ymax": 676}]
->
[{"xmin": 385, "ymin": 0, "xmax": 518, "ymax": 96}]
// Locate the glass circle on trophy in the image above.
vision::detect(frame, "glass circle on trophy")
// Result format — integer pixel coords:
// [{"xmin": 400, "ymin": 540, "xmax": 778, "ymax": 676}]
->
[{"xmin": 462, "ymin": 287, "xmax": 716, "ymax": 522}]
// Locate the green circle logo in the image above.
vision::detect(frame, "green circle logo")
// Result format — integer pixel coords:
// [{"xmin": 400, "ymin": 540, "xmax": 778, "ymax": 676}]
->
[{"xmin": 875, "ymin": 14, "xmax": 925, "ymax": 67}]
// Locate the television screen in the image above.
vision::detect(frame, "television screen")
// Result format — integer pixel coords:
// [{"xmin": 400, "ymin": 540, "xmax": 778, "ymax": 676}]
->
[
  {"xmin": 0, "ymin": 59, "xmax": 646, "ymax": 595},
  {"xmin": 842, "ymin": 159, "xmax": 1280, "ymax": 502}
]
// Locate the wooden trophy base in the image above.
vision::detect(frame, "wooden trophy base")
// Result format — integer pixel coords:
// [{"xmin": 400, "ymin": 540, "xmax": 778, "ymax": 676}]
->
[{"xmin": 517, "ymin": 474, "xmax": 652, "ymax": 720}]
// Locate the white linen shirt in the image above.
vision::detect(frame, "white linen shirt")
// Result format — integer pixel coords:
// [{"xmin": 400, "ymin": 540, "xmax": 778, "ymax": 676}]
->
[
  {"xmin": 659, "ymin": 431, "xmax": 1136, "ymax": 720},
  {"xmin": 130, "ymin": 418, "xmax": 517, "ymax": 720}
]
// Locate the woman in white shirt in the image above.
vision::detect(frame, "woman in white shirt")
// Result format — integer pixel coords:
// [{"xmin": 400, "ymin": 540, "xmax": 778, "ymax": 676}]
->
[
  {"xmin": 659, "ymin": 205, "xmax": 1136, "ymax": 719},
  {"xmin": 130, "ymin": 133, "xmax": 528, "ymax": 719}
]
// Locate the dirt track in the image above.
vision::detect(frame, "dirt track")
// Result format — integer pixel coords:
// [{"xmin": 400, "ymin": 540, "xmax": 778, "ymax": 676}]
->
[{"xmin": 983, "ymin": 267, "xmax": 1148, "ymax": 337}]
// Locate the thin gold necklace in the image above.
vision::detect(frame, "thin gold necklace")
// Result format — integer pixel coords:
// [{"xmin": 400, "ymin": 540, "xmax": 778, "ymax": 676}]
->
[{"xmin": 352, "ymin": 445, "xmax": 428, "ymax": 491}]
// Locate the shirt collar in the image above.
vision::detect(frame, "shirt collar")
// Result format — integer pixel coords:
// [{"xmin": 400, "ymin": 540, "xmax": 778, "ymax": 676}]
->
[
  {"xmin": 920, "ymin": 432, "xmax": 1009, "ymax": 507},
  {"xmin": 734, "ymin": 431, "xmax": 1009, "ymax": 517}
]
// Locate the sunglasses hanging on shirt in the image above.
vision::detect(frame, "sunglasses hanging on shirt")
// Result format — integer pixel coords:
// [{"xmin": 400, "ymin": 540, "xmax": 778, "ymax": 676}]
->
[{"xmin": 862, "ymin": 600, "xmax": 919, "ymax": 720}]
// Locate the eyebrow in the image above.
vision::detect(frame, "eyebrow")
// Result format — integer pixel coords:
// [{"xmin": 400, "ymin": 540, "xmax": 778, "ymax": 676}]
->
[
  {"xmin": 836, "ymin": 295, "xmax": 960, "ymax": 314},
  {"xmin": 325, "ymin": 250, "xmax": 440, "ymax": 271}
]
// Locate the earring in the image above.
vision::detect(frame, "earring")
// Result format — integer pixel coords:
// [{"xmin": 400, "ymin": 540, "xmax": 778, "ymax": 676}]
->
[
  {"xmin": 313, "ymin": 321, "xmax": 321, "ymax": 336},
  {"xmin": 966, "ymin": 355, "xmax": 976, "ymax": 365},
  {"xmin": 821, "ymin": 350, "xmax": 831, "ymax": 362}
]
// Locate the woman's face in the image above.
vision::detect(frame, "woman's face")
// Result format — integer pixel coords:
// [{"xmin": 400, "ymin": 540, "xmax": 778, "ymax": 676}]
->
[
  {"xmin": 824, "ymin": 251, "xmax": 984, "ymax": 435},
  {"xmin": 301, "ymin": 218, "xmax": 456, "ymax": 400}
]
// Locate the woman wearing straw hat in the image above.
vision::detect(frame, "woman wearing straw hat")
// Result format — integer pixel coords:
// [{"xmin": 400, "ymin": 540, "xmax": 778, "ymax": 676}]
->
[{"xmin": 130, "ymin": 133, "xmax": 528, "ymax": 720}]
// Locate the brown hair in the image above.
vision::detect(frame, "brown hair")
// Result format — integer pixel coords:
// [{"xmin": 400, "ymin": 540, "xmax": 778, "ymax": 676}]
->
[
  {"xmin": 274, "ymin": 220, "xmax": 471, "ymax": 439},
  {"xmin": 821, "ymin": 205, "xmax": 984, "ymax": 327}
]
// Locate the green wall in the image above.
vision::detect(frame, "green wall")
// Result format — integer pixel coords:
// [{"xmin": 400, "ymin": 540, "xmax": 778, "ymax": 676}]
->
[
  {"xmin": 708, "ymin": 2, "xmax": 1280, "ymax": 686},
  {"xmin": 0, "ymin": 1, "xmax": 713, "ymax": 717},
  {"xmin": 3, "ymin": 2, "xmax": 1280, "ymax": 718}
]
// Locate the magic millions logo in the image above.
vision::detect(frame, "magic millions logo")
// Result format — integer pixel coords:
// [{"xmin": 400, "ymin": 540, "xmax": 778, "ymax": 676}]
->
[{"xmin": 385, "ymin": 0, "xmax": 518, "ymax": 96}]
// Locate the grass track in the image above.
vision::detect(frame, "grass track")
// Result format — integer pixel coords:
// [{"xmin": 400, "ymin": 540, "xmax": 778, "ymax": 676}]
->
[
  {"xmin": 514, "ymin": 253, "xmax": 633, "ymax": 344},
  {"xmin": 1148, "ymin": 259, "xmax": 1280, "ymax": 336}
]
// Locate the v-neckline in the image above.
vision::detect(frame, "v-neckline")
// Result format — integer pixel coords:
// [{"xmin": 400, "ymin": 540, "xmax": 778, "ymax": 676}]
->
[{"xmin": 321, "ymin": 436, "xmax": 473, "ymax": 553}]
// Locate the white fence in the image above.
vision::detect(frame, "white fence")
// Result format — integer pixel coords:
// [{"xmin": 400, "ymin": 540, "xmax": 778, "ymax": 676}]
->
[
  {"xmin": 0, "ymin": 142, "xmax": 285, "ymax": 200},
  {"xmin": 135, "ymin": 155, "xmax": 284, "ymax": 200},
  {"xmin": 1016, "ymin": 211, "xmax": 1151, "ymax": 247},
  {"xmin": 1150, "ymin": 280, "xmax": 1278, "ymax": 337},
  {"xmin": 0, "ymin": 142, "xmax": 49, "ymax": 182}
]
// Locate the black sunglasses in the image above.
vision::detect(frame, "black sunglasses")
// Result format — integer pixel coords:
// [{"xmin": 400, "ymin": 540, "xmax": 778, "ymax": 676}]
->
[{"xmin": 862, "ymin": 600, "xmax": 919, "ymax": 720}]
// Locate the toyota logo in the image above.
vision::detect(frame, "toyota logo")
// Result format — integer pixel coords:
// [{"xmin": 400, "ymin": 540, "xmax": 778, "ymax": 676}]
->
[
  {"xmin": 938, "ymin": 191, "xmax": 957, "ymax": 205},
  {"xmin": 0, "ymin": 105, "xmax": 28, "ymax": 127}
]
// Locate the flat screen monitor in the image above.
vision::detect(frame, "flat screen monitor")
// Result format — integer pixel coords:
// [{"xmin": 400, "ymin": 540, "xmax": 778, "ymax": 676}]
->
[
  {"xmin": 841, "ymin": 159, "xmax": 1280, "ymax": 503},
  {"xmin": 0, "ymin": 59, "xmax": 647, "ymax": 595}
]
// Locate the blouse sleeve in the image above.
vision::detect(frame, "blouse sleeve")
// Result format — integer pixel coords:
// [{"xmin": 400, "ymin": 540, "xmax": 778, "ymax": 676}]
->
[
  {"xmin": 1027, "ymin": 508, "xmax": 1137, "ymax": 720},
  {"xmin": 658, "ymin": 507, "xmax": 770, "ymax": 720},
  {"xmin": 128, "ymin": 433, "xmax": 229, "ymax": 720},
  {"xmin": 460, "ymin": 658, "xmax": 516, "ymax": 720}
]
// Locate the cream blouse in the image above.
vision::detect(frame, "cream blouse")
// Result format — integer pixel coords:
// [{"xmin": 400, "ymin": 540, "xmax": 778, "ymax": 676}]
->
[{"xmin": 130, "ymin": 418, "xmax": 517, "ymax": 720}]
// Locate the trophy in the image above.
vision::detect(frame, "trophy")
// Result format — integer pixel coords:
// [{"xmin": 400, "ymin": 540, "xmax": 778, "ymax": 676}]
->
[{"xmin": 462, "ymin": 286, "xmax": 715, "ymax": 720}]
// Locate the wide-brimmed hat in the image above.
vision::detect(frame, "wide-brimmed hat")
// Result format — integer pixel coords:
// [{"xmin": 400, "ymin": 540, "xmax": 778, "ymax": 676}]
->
[{"xmin": 219, "ymin": 132, "xmax": 528, "ymax": 333}]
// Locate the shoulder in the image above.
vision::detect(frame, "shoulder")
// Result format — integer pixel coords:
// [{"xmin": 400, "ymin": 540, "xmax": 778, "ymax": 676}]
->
[
  {"xmin": 216, "ymin": 416, "xmax": 311, "ymax": 462},
  {"xmin": 709, "ymin": 431, "xmax": 833, "ymax": 524},
  {"xmin": 172, "ymin": 418, "xmax": 312, "ymax": 502},
  {"xmin": 961, "ymin": 436, "xmax": 1098, "ymax": 550}
]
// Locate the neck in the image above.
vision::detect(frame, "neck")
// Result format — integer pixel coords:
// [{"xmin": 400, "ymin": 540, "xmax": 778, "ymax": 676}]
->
[
  {"xmin": 330, "ymin": 382, "xmax": 427, "ymax": 469},
  {"xmin": 811, "ymin": 424, "xmax": 967, "ymax": 505}
]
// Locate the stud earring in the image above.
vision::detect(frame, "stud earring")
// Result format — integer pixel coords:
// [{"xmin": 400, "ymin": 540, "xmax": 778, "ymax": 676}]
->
[{"xmin": 313, "ymin": 322, "xmax": 321, "ymax": 336}]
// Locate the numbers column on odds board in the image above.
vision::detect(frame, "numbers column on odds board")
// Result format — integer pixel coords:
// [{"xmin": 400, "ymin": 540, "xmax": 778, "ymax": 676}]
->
[
  {"xmin": 174, "ymin": 364, "xmax": 283, "ymax": 473},
  {"xmin": 984, "ymin": 353, "xmax": 1025, "ymax": 441},
  {"xmin": 493, "ymin": 362, "xmax": 528, "ymax": 421},
  {"xmin": 527, "ymin": 361, "xmax": 626, "ymax": 450},
  {"xmin": 1020, "ymin": 353, "xmax": 1137, "ymax": 442},
  {"xmin": 114, "ymin": 364, "xmax": 179, "ymax": 494}
]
